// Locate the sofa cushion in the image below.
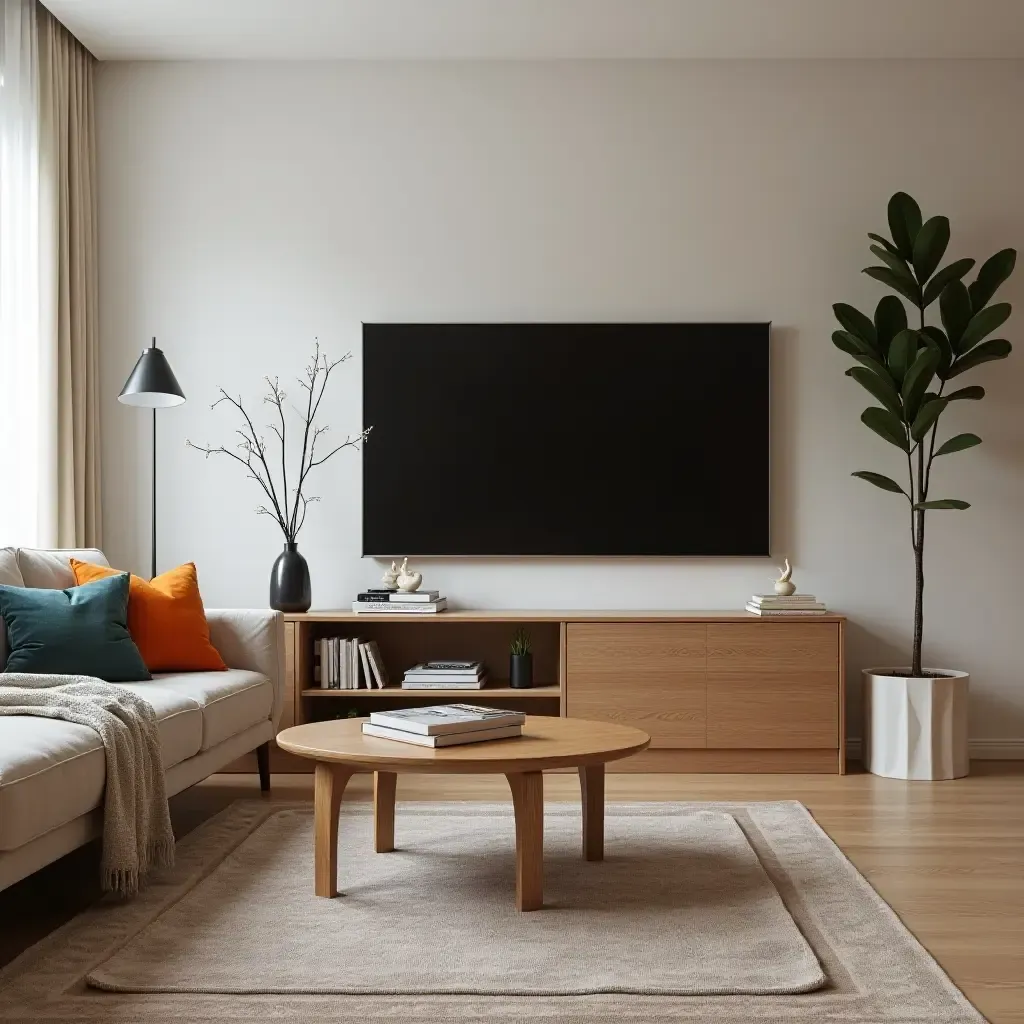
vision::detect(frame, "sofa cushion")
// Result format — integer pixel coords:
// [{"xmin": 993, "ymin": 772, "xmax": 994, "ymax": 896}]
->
[
  {"xmin": 0, "ymin": 549, "xmax": 25, "ymax": 669},
  {"xmin": 113, "ymin": 683, "xmax": 203, "ymax": 770},
  {"xmin": 0, "ymin": 686, "xmax": 203, "ymax": 852},
  {"xmin": 0, "ymin": 548, "xmax": 23, "ymax": 587},
  {"xmin": 15, "ymin": 548, "xmax": 108, "ymax": 590},
  {"xmin": 150, "ymin": 669, "xmax": 273, "ymax": 750},
  {"xmin": 71, "ymin": 560, "xmax": 227, "ymax": 673},
  {"xmin": 0, "ymin": 574, "xmax": 151, "ymax": 681},
  {"xmin": 0, "ymin": 717, "xmax": 104, "ymax": 852}
]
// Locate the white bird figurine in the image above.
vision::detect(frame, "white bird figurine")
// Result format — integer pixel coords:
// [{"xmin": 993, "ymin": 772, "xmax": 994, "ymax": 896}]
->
[
  {"xmin": 396, "ymin": 557, "xmax": 423, "ymax": 593},
  {"xmin": 773, "ymin": 558, "xmax": 796, "ymax": 597},
  {"xmin": 381, "ymin": 560, "xmax": 400, "ymax": 591}
]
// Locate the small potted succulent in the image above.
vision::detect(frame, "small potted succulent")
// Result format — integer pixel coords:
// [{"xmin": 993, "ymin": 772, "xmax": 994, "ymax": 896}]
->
[{"xmin": 509, "ymin": 628, "xmax": 533, "ymax": 689}]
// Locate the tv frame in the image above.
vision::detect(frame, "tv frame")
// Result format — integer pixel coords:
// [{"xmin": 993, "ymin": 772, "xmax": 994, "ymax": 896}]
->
[{"xmin": 361, "ymin": 321, "xmax": 772, "ymax": 558}]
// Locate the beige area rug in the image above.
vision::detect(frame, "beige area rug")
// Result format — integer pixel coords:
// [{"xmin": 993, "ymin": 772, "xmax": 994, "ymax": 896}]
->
[
  {"xmin": 88, "ymin": 804, "xmax": 823, "ymax": 996},
  {"xmin": 0, "ymin": 800, "xmax": 985, "ymax": 1023}
]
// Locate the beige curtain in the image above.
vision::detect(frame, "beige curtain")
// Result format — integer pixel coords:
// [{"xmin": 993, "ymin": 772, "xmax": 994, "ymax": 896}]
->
[{"xmin": 37, "ymin": 4, "xmax": 100, "ymax": 548}]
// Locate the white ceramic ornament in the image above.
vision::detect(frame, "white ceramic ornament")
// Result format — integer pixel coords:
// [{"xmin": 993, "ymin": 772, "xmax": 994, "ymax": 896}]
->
[
  {"xmin": 773, "ymin": 557, "xmax": 796, "ymax": 596},
  {"xmin": 381, "ymin": 560, "xmax": 400, "ymax": 591},
  {"xmin": 396, "ymin": 557, "xmax": 423, "ymax": 593}
]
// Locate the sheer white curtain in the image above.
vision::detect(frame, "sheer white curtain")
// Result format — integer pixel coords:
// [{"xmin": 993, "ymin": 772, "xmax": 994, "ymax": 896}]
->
[
  {"xmin": 0, "ymin": 0, "xmax": 99, "ymax": 548},
  {"xmin": 0, "ymin": 0, "xmax": 47, "ymax": 547}
]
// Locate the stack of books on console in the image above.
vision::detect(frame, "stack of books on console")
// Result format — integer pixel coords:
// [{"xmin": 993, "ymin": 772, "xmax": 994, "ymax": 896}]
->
[
  {"xmin": 745, "ymin": 594, "xmax": 828, "ymax": 616},
  {"xmin": 361, "ymin": 705, "xmax": 524, "ymax": 747},
  {"xmin": 352, "ymin": 589, "xmax": 448, "ymax": 613},
  {"xmin": 316, "ymin": 637, "xmax": 390, "ymax": 688},
  {"xmin": 402, "ymin": 660, "xmax": 487, "ymax": 690}
]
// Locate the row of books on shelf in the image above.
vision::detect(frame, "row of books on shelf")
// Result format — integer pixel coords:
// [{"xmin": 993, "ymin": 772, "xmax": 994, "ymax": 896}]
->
[
  {"xmin": 352, "ymin": 590, "xmax": 448, "ymax": 613},
  {"xmin": 361, "ymin": 705, "xmax": 524, "ymax": 747},
  {"xmin": 315, "ymin": 638, "xmax": 391, "ymax": 689},
  {"xmin": 402, "ymin": 660, "xmax": 487, "ymax": 690},
  {"xmin": 745, "ymin": 593, "xmax": 828, "ymax": 615}
]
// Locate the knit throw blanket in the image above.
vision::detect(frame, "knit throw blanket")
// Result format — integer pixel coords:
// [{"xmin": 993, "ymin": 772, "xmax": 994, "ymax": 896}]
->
[{"xmin": 0, "ymin": 674, "xmax": 175, "ymax": 896}]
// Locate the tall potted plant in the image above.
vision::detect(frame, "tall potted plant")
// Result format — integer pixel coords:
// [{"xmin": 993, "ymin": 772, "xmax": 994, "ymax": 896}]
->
[{"xmin": 834, "ymin": 192, "xmax": 1015, "ymax": 779}]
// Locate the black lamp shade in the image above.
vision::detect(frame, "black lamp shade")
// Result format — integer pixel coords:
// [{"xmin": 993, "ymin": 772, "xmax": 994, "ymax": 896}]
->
[{"xmin": 118, "ymin": 340, "xmax": 185, "ymax": 408}]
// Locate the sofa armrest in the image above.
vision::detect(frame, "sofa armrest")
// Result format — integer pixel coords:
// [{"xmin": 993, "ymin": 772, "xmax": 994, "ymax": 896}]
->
[{"xmin": 205, "ymin": 609, "xmax": 285, "ymax": 727}]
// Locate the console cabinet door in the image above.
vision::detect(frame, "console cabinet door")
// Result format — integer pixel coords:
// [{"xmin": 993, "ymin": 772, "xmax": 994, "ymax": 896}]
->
[
  {"xmin": 566, "ymin": 623, "xmax": 706, "ymax": 747},
  {"xmin": 706, "ymin": 622, "xmax": 839, "ymax": 748}
]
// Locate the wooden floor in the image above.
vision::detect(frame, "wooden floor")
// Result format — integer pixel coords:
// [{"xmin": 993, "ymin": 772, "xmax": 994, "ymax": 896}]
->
[{"xmin": 2, "ymin": 764, "xmax": 1023, "ymax": 1022}]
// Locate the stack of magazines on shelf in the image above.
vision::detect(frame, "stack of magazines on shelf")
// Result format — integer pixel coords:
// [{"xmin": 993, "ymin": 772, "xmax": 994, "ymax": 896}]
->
[
  {"xmin": 316, "ymin": 637, "xmax": 390, "ymax": 688},
  {"xmin": 352, "ymin": 589, "xmax": 448, "ymax": 613},
  {"xmin": 361, "ymin": 705, "xmax": 524, "ymax": 747},
  {"xmin": 402, "ymin": 660, "xmax": 487, "ymax": 690},
  {"xmin": 745, "ymin": 594, "xmax": 828, "ymax": 616}
]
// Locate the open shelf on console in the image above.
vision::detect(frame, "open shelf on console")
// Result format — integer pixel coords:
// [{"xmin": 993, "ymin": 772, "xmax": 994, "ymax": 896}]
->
[{"xmin": 302, "ymin": 685, "xmax": 561, "ymax": 699}]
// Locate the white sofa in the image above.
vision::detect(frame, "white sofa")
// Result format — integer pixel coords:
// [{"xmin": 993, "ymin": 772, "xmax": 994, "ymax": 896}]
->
[{"xmin": 0, "ymin": 547, "xmax": 284, "ymax": 891}]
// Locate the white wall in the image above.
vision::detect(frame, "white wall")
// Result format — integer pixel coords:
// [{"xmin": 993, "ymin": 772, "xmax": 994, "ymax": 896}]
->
[{"xmin": 97, "ymin": 60, "xmax": 1024, "ymax": 743}]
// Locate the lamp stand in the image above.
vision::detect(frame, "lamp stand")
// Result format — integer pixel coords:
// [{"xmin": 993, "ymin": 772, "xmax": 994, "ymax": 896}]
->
[{"xmin": 151, "ymin": 408, "xmax": 157, "ymax": 580}]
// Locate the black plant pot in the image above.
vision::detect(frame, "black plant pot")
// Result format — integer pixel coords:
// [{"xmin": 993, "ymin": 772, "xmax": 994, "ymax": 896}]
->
[
  {"xmin": 269, "ymin": 542, "xmax": 311, "ymax": 613},
  {"xmin": 510, "ymin": 653, "xmax": 533, "ymax": 689}
]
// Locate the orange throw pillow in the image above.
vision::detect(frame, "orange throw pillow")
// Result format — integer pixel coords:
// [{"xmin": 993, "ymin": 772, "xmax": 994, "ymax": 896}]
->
[{"xmin": 70, "ymin": 560, "xmax": 227, "ymax": 673}]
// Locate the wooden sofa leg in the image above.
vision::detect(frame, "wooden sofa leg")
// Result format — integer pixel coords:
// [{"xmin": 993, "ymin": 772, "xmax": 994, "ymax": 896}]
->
[{"xmin": 256, "ymin": 741, "xmax": 271, "ymax": 793}]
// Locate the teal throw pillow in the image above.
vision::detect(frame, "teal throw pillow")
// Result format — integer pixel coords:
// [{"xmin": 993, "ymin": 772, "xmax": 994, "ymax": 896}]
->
[{"xmin": 0, "ymin": 573, "xmax": 151, "ymax": 681}]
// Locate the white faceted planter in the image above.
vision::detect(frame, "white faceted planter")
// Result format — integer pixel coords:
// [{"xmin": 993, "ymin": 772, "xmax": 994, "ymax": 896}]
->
[{"xmin": 863, "ymin": 669, "xmax": 969, "ymax": 780}]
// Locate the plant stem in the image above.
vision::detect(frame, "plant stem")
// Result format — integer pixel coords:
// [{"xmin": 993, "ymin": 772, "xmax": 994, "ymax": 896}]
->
[
  {"xmin": 912, "ymin": 442, "xmax": 925, "ymax": 675},
  {"xmin": 911, "ymin": 303, "xmax": 926, "ymax": 676}
]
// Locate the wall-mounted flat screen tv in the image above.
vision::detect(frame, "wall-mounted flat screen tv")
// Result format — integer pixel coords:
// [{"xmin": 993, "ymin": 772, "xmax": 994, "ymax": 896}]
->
[{"xmin": 362, "ymin": 322, "xmax": 770, "ymax": 556}]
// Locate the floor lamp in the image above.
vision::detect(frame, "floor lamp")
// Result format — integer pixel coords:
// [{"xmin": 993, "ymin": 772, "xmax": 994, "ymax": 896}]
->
[{"xmin": 118, "ymin": 339, "xmax": 185, "ymax": 579}]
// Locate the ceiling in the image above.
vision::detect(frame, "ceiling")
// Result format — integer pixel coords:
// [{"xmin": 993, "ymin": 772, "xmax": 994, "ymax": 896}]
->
[{"xmin": 41, "ymin": 0, "xmax": 1024, "ymax": 61}]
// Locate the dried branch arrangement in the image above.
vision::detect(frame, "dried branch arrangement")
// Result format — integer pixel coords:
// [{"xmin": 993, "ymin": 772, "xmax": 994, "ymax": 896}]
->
[{"xmin": 187, "ymin": 342, "xmax": 370, "ymax": 542}]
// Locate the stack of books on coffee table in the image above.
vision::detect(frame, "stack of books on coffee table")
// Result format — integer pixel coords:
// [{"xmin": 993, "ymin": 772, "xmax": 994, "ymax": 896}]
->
[
  {"xmin": 402, "ymin": 660, "xmax": 487, "ymax": 690},
  {"xmin": 745, "ymin": 593, "xmax": 828, "ymax": 615},
  {"xmin": 361, "ymin": 705, "xmax": 525, "ymax": 747}
]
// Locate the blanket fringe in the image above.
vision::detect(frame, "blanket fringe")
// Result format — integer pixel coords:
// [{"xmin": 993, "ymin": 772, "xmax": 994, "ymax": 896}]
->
[{"xmin": 104, "ymin": 841, "xmax": 176, "ymax": 898}]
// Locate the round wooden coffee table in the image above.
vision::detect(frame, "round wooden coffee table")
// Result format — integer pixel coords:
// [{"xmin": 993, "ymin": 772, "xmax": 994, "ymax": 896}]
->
[{"xmin": 276, "ymin": 715, "xmax": 650, "ymax": 911}]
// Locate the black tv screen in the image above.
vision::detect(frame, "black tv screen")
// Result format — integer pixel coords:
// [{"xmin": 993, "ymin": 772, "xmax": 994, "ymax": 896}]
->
[{"xmin": 362, "ymin": 323, "xmax": 770, "ymax": 556}]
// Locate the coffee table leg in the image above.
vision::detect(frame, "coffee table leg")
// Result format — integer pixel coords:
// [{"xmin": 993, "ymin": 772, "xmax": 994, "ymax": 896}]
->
[
  {"xmin": 506, "ymin": 771, "xmax": 544, "ymax": 911},
  {"xmin": 578, "ymin": 763, "xmax": 605, "ymax": 861},
  {"xmin": 374, "ymin": 771, "xmax": 397, "ymax": 853},
  {"xmin": 314, "ymin": 762, "xmax": 354, "ymax": 898}
]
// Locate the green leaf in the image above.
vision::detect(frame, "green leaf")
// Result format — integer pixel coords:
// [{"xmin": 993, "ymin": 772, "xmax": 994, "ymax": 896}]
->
[
  {"xmin": 887, "ymin": 329, "xmax": 918, "ymax": 382},
  {"xmin": 958, "ymin": 302, "xmax": 1011, "ymax": 353},
  {"xmin": 911, "ymin": 216, "xmax": 950, "ymax": 284},
  {"xmin": 887, "ymin": 192, "xmax": 923, "ymax": 260},
  {"xmin": 934, "ymin": 433, "xmax": 982, "ymax": 456},
  {"xmin": 939, "ymin": 279, "xmax": 972, "ymax": 349},
  {"xmin": 946, "ymin": 338, "xmax": 1013, "ymax": 378},
  {"xmin": 870, "ymin": 244, "xmax": 917, "ymax": 282},
  {"xmin": 853, "ymin": 351, "xmax": 898, "ymax": 385},
  {"xmin": 945, "ymin": 385, "xmax": 985, "ymax": 401},
  {"xmin": 846, "ymin": 366, "xmax": 903, "ymax": 417},
  {"xmin": 913, "ymin": 499, "xmax": 971, "ymax": 510},
  {"xmin": 874, "ymin": 294, "xmax": 908, "ymax": 350},
  {"xmin": 861, "ymin": 406, "xmax": 910, "ymax": 452},
  {"xmin": 919, "ymin": 325, "xmax": 954, "ymax": 379},
  {"xmin": 868, "ymin": 232, "xmax": 900, "ymax": 255},
  {"xmin": 832, "ymin": 330, "xmax": 874, "ymax": 358},
  {"xmin": 911, "ymin": 396, "xmax": 948, "ymax": 441},
  {"xmin": 863, "ymin": 265, "xmax": 922, "ymax": 307},
  {"xmin": 833, "ymin": 302, "xmax": 877, "ymax": 350},
  {"xmin": 969, "ymin": 248, "xmax": 1016, "ymax": 311},
  {"xmin": 900, "ymin": 347, "xmax": 940, "ymax": 420},
  {"xmin": 921, "ymin": 258, "xmax": 975, "ymax": 308},
  {"xmin": 852, "ymin": 470, "xmax": 908, "ymax": 496}
]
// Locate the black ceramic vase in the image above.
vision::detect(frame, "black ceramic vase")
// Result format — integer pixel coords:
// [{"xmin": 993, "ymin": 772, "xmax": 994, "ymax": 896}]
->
[
  {"xmin": 269, "ymin": 542, "xmax": 311, "ymax": 612},
  {"xmin": 509, "ymin": 653, "xmax": 533, "ymax": 689}
]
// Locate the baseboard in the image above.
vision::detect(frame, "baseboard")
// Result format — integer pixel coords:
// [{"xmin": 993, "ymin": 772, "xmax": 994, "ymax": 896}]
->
[{"xmin": 846, "ymin": 737, "xmax": 1024, "ymax": 760}]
